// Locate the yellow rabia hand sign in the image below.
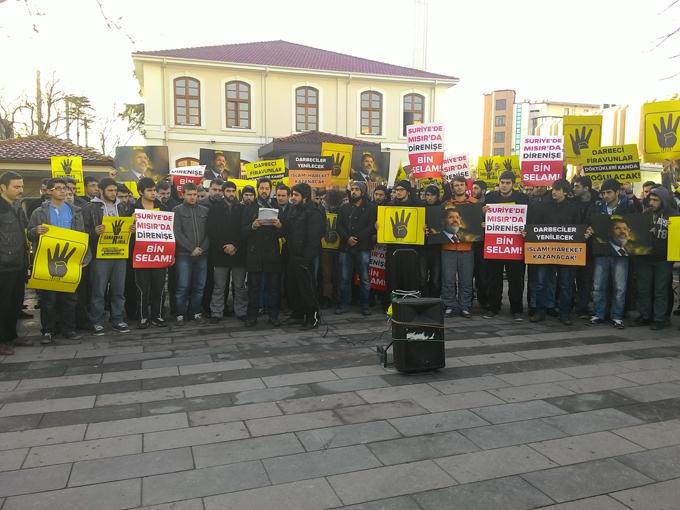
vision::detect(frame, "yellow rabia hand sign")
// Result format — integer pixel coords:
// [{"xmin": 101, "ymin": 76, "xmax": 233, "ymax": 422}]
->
[
  {"xmin": 29, "ymin": 226, "xmax": 88, "ymax": 292},
  {"xmin": 564, "ymin": 115, "xmax": 602, "ymax": 164},
  {"xmin": 376, "ymin": 205, "xmax": 425, "ymax": 245},
  {"xmin": 642, "ymin": 100, "xmax": 680, "ymax": 162},
  {"xmin": 321, "ymin": 212, "xmax": 340, "ymax": 250},
  {"xmin": 97, "ymin": 216, "xmax": 133, "ymax": 259}
]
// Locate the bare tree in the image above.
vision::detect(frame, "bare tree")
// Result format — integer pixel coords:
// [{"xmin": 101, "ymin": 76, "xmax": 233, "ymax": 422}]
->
[
  {"xmin": 657, "ymin": 1, "xmax": 680, "ymax": 80},
  {"xmin": 119, "ymin": 103, "xmax": 145, "ymax": 136}
]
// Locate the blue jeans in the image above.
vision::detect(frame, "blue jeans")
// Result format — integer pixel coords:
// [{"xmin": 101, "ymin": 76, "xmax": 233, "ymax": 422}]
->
[
  {"xmin": 528, "ymin": 265, "xmax": 555, "ymax": 309},
  {"xmin": 441, "ymin": 249, "xmax": 474, "ymax": 312},
  {"xmin": 89, "ymin": 258, "xmax": 127, "ymax": 325},
  {"xmin": 339, "ymin": 250, "xmax": 370, "ymax": 309},
  {"xmin": 175, "ymin": 254, "xmax": 208, "ymax": 317},
  {"xmin": 593, "ymin": 256, "xmax": 628, "ymax": 321},
  {"xmin": 536, "ymin": 265, "xmax": 574, "ymax": 318}
]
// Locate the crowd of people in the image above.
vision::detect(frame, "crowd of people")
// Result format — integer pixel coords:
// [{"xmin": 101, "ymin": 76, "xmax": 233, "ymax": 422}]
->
[{"xmin": 0, "ymin": 167, "xmax": 678, "ymax": 356}]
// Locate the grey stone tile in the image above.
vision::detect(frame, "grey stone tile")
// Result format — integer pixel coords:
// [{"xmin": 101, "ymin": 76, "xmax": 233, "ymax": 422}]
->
[
  {"xmin": 460, "ymin": 418, "xmax": 567, "ymax": 449},
  {"xmin": 102, "ymin": 351, "xmax": 173, "ymax": 364},
  {"xmin": 496, "ymin": 369, "xmax": 573, "ymax": 386},
  {"xmin": 183, "ymin": 378, "xmax": 265, "ymax": 398},
  {"xmin": 435, "ymin": 444, "xmax": 556, "ymax": 483},
  {"xmin": 193, "ymin": 433, "xmax": 303, "ymax": 468},
  {"xmin": 335, "ymin": 495, "xmax": 420, "ymax": 510},
  {"xmin": 277, "ymin": 392, "xmax": 364, "ymax": 414},
  {"xmin": 69, "ymin": 448, "xmax": 194, "ymax": 486},
  {"xmin": 188, "ymin": 402, "xmax": 281, "ymax": 426},
  {"xmin": 142, "ymin": 355, "xmax": 213, "ymax": 369},
  {"xmin": 369, "ymin": 430, "xmax": 478, "ymax": 465},
  {"xmin": 332, "ymin": 365, "xmax": 392, "ymax": 379},
  {"xmin": 231, "ymin": 385, "xmax": 314, "ymax": 405},
  {"xmin": 85, "ymin": 413, "xmax": 188, "ymax": 439},
  {"xmin": 144, "ymin": 422, "xmax": 248, "ymax": 451},
  {"xmin": 263, "ymin": 444, "xmax": 381, "ymax": 484},
  {"xmin": 3, "ymin": 478, "xmax": 141, "ymax": 510},
  {"xmin": 100, "ymin": 367, "xmax": 179, "ymax": 383},
  {"xmin": 335, "ymin": 400, "xmax": 428, "ymax": 424},
  {"xmin": 356, "ymin": 383, "xmax": 441, "ymax": 403},
  {"xmin": 489, "ymin": 383, "xmax": 574, "ymax": 403},
  {"xmin": 262, "ymin": 369, "xmax": 338, "ymax": 388},
  {"xmin": 0, "ymin": 448, "xmax": 27, "ymax": 471},
  {"xmin": 546, "ymin": 391, "xmax": 638, "ymax": 413},
  {"xmin": 0, "ymin": 463, "xmax": 70, "ymax": 497},
  {"xmin": 297, "ymin": 421, "xmax": 401, "ymax": 451},
  {"xmin": 460, "ymin": 352, "xmax": 527, "ymax": 365},
  {"xmin": 529, "ymin": 431, "xmax": 643, "ymax": 465},
  {"xmin": 556, "ymin": 363, "xmax": 631, "ymax": 379},
  {"xmin": 617, "ymin": 444, "xmax": 680, "ymax": 481},
  {"xmin": 417, "ymin": 391, "xmax": 504, "ymax": 412},
  {"xmin": 618, "ymin": 368, "xmax": 680, "ymax": 385},
  {"xmin": 38, "ymin": 403, "xmax": 142, "ymax": 428},
  {"xmin": 178, "ymin": 359, "xmax": 251, "ymax": 375},
  {"xmin": 614, "ymin": 382, "xmax": 680, "ymax": 402},
  {"xmin": 536, "ymin": 495, "xmax": 630, "ymax": 510},
  {"xmin": 312, "ymin": 375, "xmax": 391, "ymax": 394},
  {"xmin": 0, "ymin": 423, "xmax": 86, "ymax": 450},
  {"xmin": 16, "ymin": 373, "xmax": 102, "ymax": 390},
  {"xmin": 246, "ymin": 410, "xmax": 342, "ymax": 437},
  {"xmin": 430, "ymin": 376, "xmax": 509, "ymax": 395},
  {"xmin": 614, "ymin": 419, "xmax": 680, "ymax": 449},
  {"xmin": 0, "ymin": 414, "xmax": 42, "ymax": 433},
  {"xmin": 96, "ymin": 388, "xmax": 185, "ymax": 406},
  {"xmin": 203, "ymin": 477, "xmax": 341, "ymax": 510},
  {"xmin": 137, "ymin": 499, "xmax": 204, "ymax": 510},
  {"xmin": 415, "ymin": 476, "xmax": 553, "ymax": 510},
  {"xmin": 471, "ymin": 400, "xmax": 567, "ymax": 424},
  {"xmin": 522, "ymin": 458, "xmax": 652, "ymax": 503},
  {"xmin": 142, "ymin": 460, "xmax": 269, "ymax": 506},
  {"xmin": 389, "ymin": 410, "xmax": 488, "ymax": 437},
  {"xmin": 24, "ymin": 434, "xmax": 142, "ymax": 467},
  {"xmin": 327, "ymin": 460, "xmax": 455, "ymax": 505},
  {"xmin": 556, "ymin": 376, "xmax": 634, "ymax": 394},
  {"xmin": 541, "ymin": 408, "xmax": 644, "ymax": 435},
  {"xmin": 0, "ymin": 395, "xmax": 95, "ymax": 417},
  {"xmin": 611, "ymin": 478, "xmax": 680, "ymax": 510}
]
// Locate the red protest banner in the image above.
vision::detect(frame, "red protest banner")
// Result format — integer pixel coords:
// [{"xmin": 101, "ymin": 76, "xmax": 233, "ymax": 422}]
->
[
  {"xmin": 369, "ymin": 245, "xmax": 386, "ymax": 291},
  {"xmin": 407, "ymin": 123, "xmax": 445, "ymax": 179},
  {"xmin": 170, "ymin": 165, "xmax": 205, "ymax": 198},
  {"xmin": 520, "ymin": 137, "xmax": 563, "ymax": 185},
  {"xmin": 132, "ymin": 210, "xmax": 176, "ymax": 268},
  {"xmin": 483, "ymin": 204, "xmax": 527, "ymax": 260}
]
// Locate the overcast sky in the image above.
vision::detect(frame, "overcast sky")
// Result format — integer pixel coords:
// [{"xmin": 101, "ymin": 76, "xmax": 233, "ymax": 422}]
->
[{"xmin": 1, "ymin": 0, "xmax": 678, "ymax": 157}]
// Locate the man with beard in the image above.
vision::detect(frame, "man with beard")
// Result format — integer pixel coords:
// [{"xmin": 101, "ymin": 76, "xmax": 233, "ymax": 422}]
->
[
  {"xmin": 336, "ymin": 181, "xmax": 376, "ymax": 315},
  {"xmin": 351, "ymin": 153, "xmax": 381, "ymax": 182},
  {"xmin": 199, "ymin": 179, "xmax": 226, "ymax": 316},
  {"xmin": 156, "ymin": 180, "xmax": 180, "ymax": 316},
  {"xmin": 373, "ymin": 184, "xmax": 388, "ymax": 205},
  {"xmin": 241, "ymin": 178, "xmax": 282, "ymax": 327},
  {"xmin": 203, "ymin": 151, "xmax": 230, "ymax": 181},
  {"xmin": 571, "ymin": 176, "xmax": 597, "ymax": 318},
  {"xmin": 284, "ymin": 183, "xmax": 324, "ymax": 329},
  {"xmin": 118, "ymin": 148, "xmax": 151, "ymax": 182},
  {"xmin": 423, "ymin": 184, "xmax": 443, "ymax": 298},
  {"xmin": 207, "ymin": 180, "xmax": 246, "ymax": 323},
  {"xmin": 241, "ymin": 185, "xmax": 256, "ymax": 205},
  {"xmin": 472, "ymin": 180, "xmax": 487, "ymax": 203}
]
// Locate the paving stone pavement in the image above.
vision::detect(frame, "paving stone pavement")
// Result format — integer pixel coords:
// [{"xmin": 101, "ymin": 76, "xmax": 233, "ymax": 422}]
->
[{"xmin": 2, "ymin": 305, "xmax": 680, "ymax": 510}]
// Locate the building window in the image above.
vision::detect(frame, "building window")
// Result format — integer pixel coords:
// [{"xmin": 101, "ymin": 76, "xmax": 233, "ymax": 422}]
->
[
  {"xmin": 174, "ymin": 77, "xmax": 201, "ymax": 126},
  {"xmin": 175, "ymin": 157, "xmax": 199, "ymax": 167},
  {"xmin": 494, "ymin": 115, "xmax": 506, "ymax": 127},
  {"xmin": 295, "ymin": 86, "xmax": 318, "ymax": 132},
  {"xmin": 403, "ymin": 93, "xmax": 425, "ymax": 135},
  {"xmin": 495, "ymin": 98, "xmax": 506, "ymax": 111},
  {"xmin": 225, "ymin": 81, "xmax": 251, "ymax": 129},
  {"xmin": 493, "ymin": 148, "xmax": 505, "ymax": 156},
  {"xmin": 494, "ymin": 132, "xmax": 505, "ymax": 143},
  {"xmin": 360, "ymin": 91, "xmax": 382, "ymax": 135}
]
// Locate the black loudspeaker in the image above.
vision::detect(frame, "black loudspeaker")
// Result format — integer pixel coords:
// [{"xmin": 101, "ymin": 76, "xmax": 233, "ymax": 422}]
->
[{"xmin": 391, "ymin": 298, "xmax": 445, "ymax": 373}]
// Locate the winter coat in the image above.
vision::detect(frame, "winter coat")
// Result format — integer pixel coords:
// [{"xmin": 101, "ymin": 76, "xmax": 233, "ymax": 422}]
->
[
  {"xmin": 241, "ymin": 198, "xmax": 282, "ymax": 272},
  {"xmin": 284, "ymin": 201, "xmax": 325, "ymax": 263},
  {"xmin": 336, "ymin": 198, "xmax": 377, "ymax": 252},
  {"xmin": 0, "ymin": 197, "xmax": 28, "ymax": 272},
  {"xmin": 172, "ymin": 202, "xmax": 209, "ymax": 256},
  {"xmin": 206, "ymin": 199, "xmax": 245, "ymax": 267},
  {"xmin": 644, "ymin": 186, "xmax": 679, "ymax": 260},
  {"xmin": 27, "ymin": 201, "xmax": 92, "ymax": 266}
]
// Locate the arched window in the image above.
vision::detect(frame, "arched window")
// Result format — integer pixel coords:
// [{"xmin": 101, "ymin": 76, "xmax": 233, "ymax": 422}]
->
[
  {"xmin": 403, "ymin": 93, "xmax": 425, "ymax": 135},
  {"xmin": 295, "ymin": 86, "xmax": 318, "ymax": 131},
  {"xmin": 175, "ymin": 157, "xmax": 199, "ymax": 167},
  {"xmin": 225, "ymin": 81, "xmax": 251, "ymax": 129},
  {"xmin": 360, "ymin": 91, "xmax": 382, "ymax": 135},
  {"xmin": 174, "ymin": 77, "xmax": 201, "ymax": 126}
]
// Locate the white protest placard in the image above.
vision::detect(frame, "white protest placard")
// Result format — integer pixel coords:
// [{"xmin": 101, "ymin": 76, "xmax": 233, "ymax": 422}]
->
[
  {"xmin": 407, "ymin": 123, "xmax": 445, "ymax": 179},
  {"xmin": 442, "ymin": 154, "xmax": 470, "ymax": 180},
  {"xmin": 483, "ymin": 204, "xmax": 527, "ymax": 261},
  {"xmin": 132, "ymin": 210, "xmax": 176, "ymax": 269},
  {"xmin": 520, "ymin": 137, "xmax": 563, "ymax": 185},
  {"xmin": 170, "ymin": 165, "xmax": 206, "ymax": 197}
]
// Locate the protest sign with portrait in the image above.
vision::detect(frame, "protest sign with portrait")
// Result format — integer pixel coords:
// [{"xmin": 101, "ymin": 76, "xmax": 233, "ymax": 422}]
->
[
  {"xmin": 199, "ymin": 149, "xmax": 241, "ymax": 179},
  {"xmin": 426, "ymin": 203, "xmax": 483, "ymax": 244},
  {"xmin": 114, "ymin": 146, "xmax": 169, "ymax": 183},
  {"xmin": 591, "ymin": 213, "xmax": 652, "ymax": 257}
]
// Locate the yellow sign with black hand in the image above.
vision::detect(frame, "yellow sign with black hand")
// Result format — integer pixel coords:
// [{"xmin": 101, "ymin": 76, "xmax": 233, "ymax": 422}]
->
[
  {"xmin": 96, "ymin": 216, "xmax": 133, "ymax": 259},
  {"xmin": 563, "ymin": 115, "xmax": 602, "ymax": 165},
  {"xmin": 28, "ymin": 226, "xmax": 89, "ymax": 293},
  {"xmin": 376, "ymin": 205, "xmax": 426, "ymax": 245},
  {"xmin": 51, "ymin": 156, "xmax": 84, "ymax": 196},
  {"xmin": 642, "ymin": 100, "xmax": 680, "ymax": 162},
  {"xmin": 322, "ymin": 212, "xmax": 340, "ymax": 250},
  {"xmin": 321, "ymin": 142, "xmax": 353, "ymax": 188},
  {"xmin": 668, "ymin": 217, "xmax": 680, "ymax": 261}
]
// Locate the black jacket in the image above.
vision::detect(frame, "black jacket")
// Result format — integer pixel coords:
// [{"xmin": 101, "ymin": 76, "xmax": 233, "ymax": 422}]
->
[
  {"xmin": 207, "ymin": 199, "xmax": 245, "ymax": 267},
  {"xmin": 172, "ymin": 202, "xmax": 209, "ymax": 255},
  {"xmin": 485, "ymin": 190, "xmax": 530, "ymax": 206},
  {"xmin": 586, "ymin": 195, "xmax": 636, "ymax": 225},
  {"xmin": 336, "ymin": 199, "xmax": 376, "ymax": 252},
  {"xmin": 241, "ymin": 198, "xmax": 282, "ymax": 272},
  {"xmin": 284, "ymin": 201, "xmax": 324, "ymax": 263},
  {"xmin": 0, "ymin": 197, "xmax": 28, "ymax": 272},
  {"xmin": 529, "ymin": 198, "xmax": 582, "ymax": 225},
  {"xmin": 159, "ymin": 197, "xmax": 180, "ymax": 213}
]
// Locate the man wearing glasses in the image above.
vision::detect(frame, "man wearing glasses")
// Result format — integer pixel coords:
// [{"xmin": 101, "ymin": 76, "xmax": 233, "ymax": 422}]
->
[{"xmin": 27, "ymin": 178, "xmax": 89, "ymax": 345}]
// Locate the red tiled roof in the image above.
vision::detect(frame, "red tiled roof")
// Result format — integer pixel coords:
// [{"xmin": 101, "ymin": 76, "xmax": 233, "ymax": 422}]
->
[
  {"xmin": 272, "ymin": 131, "xmax": 380, "ymax": 146},
  {"xmin": 0, "ymin": 136, "xmax": 113, "ymax": 164},
  {"xmin": 134, "ymin": 40, "xmax": 457, "ymax": 81}
]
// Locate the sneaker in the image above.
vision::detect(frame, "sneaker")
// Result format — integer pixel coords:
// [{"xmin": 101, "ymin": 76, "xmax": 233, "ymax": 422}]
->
[
  {"xmin": 300, "ymin": 312, "xmax": 320, "ymax": 330},
  {"xmin": 236, "ymin": 315, "xmax": 247, "ymax": 322},
  {"xmin": 40, "ymin": 332, "xmax": 53, "ymax": 345},
  {"xmin": 63, "ymin": 331, "xmax": 82, "ymax": 341},
  {"xmin": 13, "ymin": 337, "xmax": 34, "ymax": 346},
  {"xmin": 530, "ymin": 313, "xmax": 545, "ymax": 323},
  {"xmin": 560, "ymin": 316, "xmax": 573, "ymax": 326},
  {"xmin": 209, "ymin": 316, "xmax": 221, "ymax": 325},
  {"xmin": 92, "ymin": 324, "xmax": 105, "ymax": 336},
  {"xmin": 334, "ymin": 307, "xmax": 349, "ymax": 315},
  {"xmin": 587, "ymin": 316, "xmax": 604, "ymax": 326},
  {"xmin": 137, "ymin": 319, "xmax": 149, "ymax": 330},
  {"xmin": 112, "ymin": 322, "xmax": 130, "ymax": 333},
  {"xmin": 512, "ymin": 313, "xmax": 523, "ymax": 322},
  {"xmin": 577, "ymin": 311, "xmax": 592, "ymax": 319},
  {"xmin": 176, "ymin": 316, "xmax": 185, "ymax": 327},
  {"xmin": 361, "ymin": 308, "xmax": 372, "ymax": 316},
  {"xmin": 444, "ymin": 308, "xmax": 455, "ymax": 319},
  {"xmin": 0, "ymin": 343, "xmax": 15, "ymax": 355},
  {"xmin": 192, "ymin": 313, "xmax": 203, "ymax": 321},
  {"xmin": 546, "ymin": 308, "xmax": 559, "ymax": 317},
  {"xmin": 482, "ymin": 311, "xmax": 497, "ymax": 319},
  {"xmin": 631, "ymin": 316, "xmax": 651, "ymax": 327},
  {"xmin": 245, "ymin": 319, "xmax": 257, "ymax": 327},
  {"xmin": 461, "ymin": 310, "xmax": 471, "ymax": 319},
  {"xmin": 150, "ymin": 317, "xmax": 167, "ymax": 328},
  {"xmin": 269, "ymin": 318, "xmax": 281, "ymax": 327},
  {"xmin": 283, "ymin": 315, "xmax": 304, "ymax": 325},
  {"xmin": 611, "ymin": 319, "xmax": 625, "ymax": 330},
  {"xmin": 650, "ymin": 322, "xmax": 666, "ymax": 331}
]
